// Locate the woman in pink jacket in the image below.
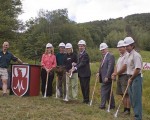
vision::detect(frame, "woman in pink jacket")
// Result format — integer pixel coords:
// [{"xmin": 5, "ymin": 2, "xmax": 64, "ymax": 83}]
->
[{"xmin": 41, "ymin": 43, "xmax": 56, "ymax": 97}]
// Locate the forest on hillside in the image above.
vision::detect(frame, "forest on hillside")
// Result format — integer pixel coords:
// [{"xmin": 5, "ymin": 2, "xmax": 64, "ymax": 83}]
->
[{"xmin": 0, "ymin": 0, "xmax": 150, "ymax": 61}]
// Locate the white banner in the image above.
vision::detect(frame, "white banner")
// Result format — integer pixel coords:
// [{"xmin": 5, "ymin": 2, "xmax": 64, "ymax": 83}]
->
[{"xmin": 143, "ymin": 62, "xmax": 150, "ymax": 70}]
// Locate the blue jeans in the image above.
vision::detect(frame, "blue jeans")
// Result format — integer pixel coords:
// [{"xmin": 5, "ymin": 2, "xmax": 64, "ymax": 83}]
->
[{"xmin": 128, "ymin": 75, "xmax": 142, "ymax": 120}]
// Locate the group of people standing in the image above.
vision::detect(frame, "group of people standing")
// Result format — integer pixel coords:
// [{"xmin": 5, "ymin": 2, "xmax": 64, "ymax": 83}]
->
[
  {"xmin": 40, "ymin": 40, "xmax": 91, "ymax": 104},
  {"xmin": 97, "ymin": 37, "xmax": 143, "ymax": 120},
  {"xmin": 40, "ymin": 37, "xmax": 143, "ymax": 120},
  {"xmin": 0, "ymin": 36, "xmax": 143, "ymax": 120}
]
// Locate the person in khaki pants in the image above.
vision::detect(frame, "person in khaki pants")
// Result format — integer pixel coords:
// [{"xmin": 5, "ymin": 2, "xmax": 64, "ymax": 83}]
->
[
  {"xmin": 0, "ymin": 41, "xmax": 23, "ymax": 96},
  {"xmin": 63, "ymin": 43, "xmax": 78, "ymax": 101},
  {"xmin": 112, "ymin": 40, "xmax": 130, "ymax": 115}
]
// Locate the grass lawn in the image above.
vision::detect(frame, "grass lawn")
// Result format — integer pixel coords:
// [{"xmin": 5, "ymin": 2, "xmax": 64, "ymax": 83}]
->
[{"xmin": 0, "ymin": 48, "xmax": 150, "ymax": 120}]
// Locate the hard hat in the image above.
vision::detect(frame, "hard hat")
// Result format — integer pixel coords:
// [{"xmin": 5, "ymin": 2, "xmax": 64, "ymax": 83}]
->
[
  {"xmin": 117, "ymin": 40, "xmax": 125, "ymax": 47},
  {"xmin": 99, "ymin": 43, "xmax": 108, "ymax": 50},
  {"xmin": 46, "ymin": 43, "xmax": 53, "ymax": 48},
  {"xmin": 124, "ymin": 37, "xmax": 134, "ymax": 46},
  {"xmin": 78, "ymin": 40, "xmax": 86, "ymax": 45},
  {"xmin": 59, "ymin": 42, "xmax": 65, "ymax": 47},
  {"xmin": 65, "ymin": 43, "xmax": 72, "ymax": 48}
]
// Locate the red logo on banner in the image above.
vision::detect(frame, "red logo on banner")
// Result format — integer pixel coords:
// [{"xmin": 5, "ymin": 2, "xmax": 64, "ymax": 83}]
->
[{"xmin": 11, "ymin": 65, "xmax": 29, "ymax": 96}]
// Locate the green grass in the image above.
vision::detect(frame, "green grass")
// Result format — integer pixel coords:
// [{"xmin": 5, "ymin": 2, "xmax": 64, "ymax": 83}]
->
[
  {"xmin": 0, "ymin": 95, "xmax": 141, "ymax": 120},
  {"xmin": 1, "ymin": 48, "xmax": 150, "ymax": 120},
  {"xmin": 0, "ymin": 90, "xmax": 150, "ymax": 120}
]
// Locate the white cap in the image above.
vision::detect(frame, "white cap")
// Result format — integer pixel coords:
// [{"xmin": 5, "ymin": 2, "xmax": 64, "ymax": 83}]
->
[
  {"xmin": 99, "ymin": 43, "xmax": 108, "ymax": 50},
  {"xmin": 59, "ymin": 42, "xmax": 65, "ymax": 47},
  {"xmin": 46, "ymin": 43, "xmax": 53, "ymax": 48},
  {"xmin": 78, "ymin": 40, "xmax": 86, "ymax": 45},
  {"xmin": 65, "ymin": 43, "xmax": 72, "ymax": 48},
  {"xmin": 117, "ymin": 40, "xmax": 125, "ymax": 47},
  {"xmin": 124, "ymin": 37, "xmax": 134, "ymax": 46}
]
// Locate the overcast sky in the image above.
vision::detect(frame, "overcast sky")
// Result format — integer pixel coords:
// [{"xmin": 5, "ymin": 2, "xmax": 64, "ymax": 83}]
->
[{"xmin": 18, "ymin": 0, "xmax": 150, "ymax": 23}]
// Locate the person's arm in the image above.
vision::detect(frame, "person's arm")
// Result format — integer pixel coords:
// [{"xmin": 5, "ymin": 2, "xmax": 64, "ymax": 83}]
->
[
  {"xmin": 117, "ymin": 64, "xmax": 127, "ymax": 75},
  {"xmin": 74, "ymin": 53, "xmax": 78, "ymax": 64},
  {"xmin": 128, "ymin": 68, "xmax": 141, "ymax": 85},
  {"xmin": 128, "ymin": 54, "xmax": 142, "ymax": 84},
  {"xmin": 116, "ymin": 54, "xmax": 128, "ymax": 75},
  {"xmin": 106, "ymin": 54, "xmax": 115, "ymax": 78},
  {"xmin": 17, "ymin": 58, "xmax": 23, "ymax": 64},
  {"xmin": 41, "ymin": 54, "xmax": 47, "ymax": 70},
  {"xmin": 71, "ymin": 53, "xmax": 77, "ymax": 67},
  {"xmin": 56, "ymin": 53, "xmax": 59, "ymax": 66},
  {"xmin": 52, "ymin": 55, "xmax": 57, "ymax": 68},
  {"xmin": 11, "ymin": 54, "xmax": 23, "ymax": 64},
  {"xmin": 104, "ymin": 54, "xmax": 115, "ymax": 82},
  {"xmin": 111, "ymin": 65, "xmax": 117, "ymax": 80},
  {"xmin": 76, "ymin": 53, "xmax": 89, "ymax": 69}
]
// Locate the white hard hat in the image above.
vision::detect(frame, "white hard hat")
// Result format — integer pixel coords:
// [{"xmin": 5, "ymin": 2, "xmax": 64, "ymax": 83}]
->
[
  {"xmin": 46, "ymin": 43, "xmax": 53, "ymax": 48},
  {"xmin": 99, "ymin": 43, "xmax": 108, "ymax": 50},
  {"xmin": 124, "ymin": 37, "xmax": 134, "ymax": 46},
  {"xmin": 78, "ymin": 40, "xmax": 86, "ymax": 45},
  {"xmin": 65, "ymin": 43, "xmax": 72, "ymax": 48},
  {"xmin": 59, "ymin": 42, "xmax": 65, "ymax": 47},
  {"xmin": 117, "ymin": 40, "xmax": 125, "ymax": 47}
]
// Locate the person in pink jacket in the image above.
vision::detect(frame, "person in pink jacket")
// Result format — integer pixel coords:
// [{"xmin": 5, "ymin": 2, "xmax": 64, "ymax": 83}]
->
[{"xmin": 41, "ymin": 43, "xmax": 56, "ymax": 97}]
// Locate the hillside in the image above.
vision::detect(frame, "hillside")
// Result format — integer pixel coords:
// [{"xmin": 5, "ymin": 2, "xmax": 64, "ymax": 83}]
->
[{"xmin": 6, "ymin": 11, "xmax": 150, "ymax": 61}]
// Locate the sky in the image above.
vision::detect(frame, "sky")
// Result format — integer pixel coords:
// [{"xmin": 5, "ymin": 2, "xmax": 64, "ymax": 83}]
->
[{"xmin": 18, "ymin": 0, "xmax": 150, "ymax": 23}]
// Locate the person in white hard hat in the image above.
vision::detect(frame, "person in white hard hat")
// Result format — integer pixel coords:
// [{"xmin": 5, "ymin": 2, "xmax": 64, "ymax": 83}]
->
[
  {"xmin": 72, "ymin": 40, "xmax": 91, "ymax": 104},
  {"xmin": 123, "ymin": 37, "xmax": 143, "ymax": 120},
  {"xmin": 56, "ymin": 42, "xmax": 66, "ymax": 98},
  {"xmin": 97, "ymin": 43, "xmax": 115, "ymax": 109},
  {"xmin": 111, "ymin": 40, "xmax": 130, "ymax": 115},
  {"xmin": 41, "ymin": 43, "xmax": 56, "ymax": 97},
  {"xmin": 63, "ymin": 43, "xmax": 78, "ymax": 101}
]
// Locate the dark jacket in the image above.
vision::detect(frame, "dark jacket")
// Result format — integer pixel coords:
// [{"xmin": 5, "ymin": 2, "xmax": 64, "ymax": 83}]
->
[
  {"xmin": 63, "ymin": 52, "xmax": 77, "ymax": 73},
  {"xmin": 56, "ymin": 53, "xmax": 65, "ymax": 66},
  {"xmin": 76, "ymin": 51, "xmax": 91, "ymax": 77},
  {"xmin": 99, "ymin": 52, "xmax": 115, "ymax": 83}
]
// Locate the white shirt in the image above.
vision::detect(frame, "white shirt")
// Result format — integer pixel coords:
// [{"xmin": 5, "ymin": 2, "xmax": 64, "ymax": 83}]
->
[
  {"xmin": 125, "ymin": 49, "xmax": 143, "ymax": 75},
  {"xmin": 116, "ymin": 52, "xmax": 128, "ymax": 74},
  {"xmin": 101, "ymin": 52, "xmax": 108, "ymax": 67}
]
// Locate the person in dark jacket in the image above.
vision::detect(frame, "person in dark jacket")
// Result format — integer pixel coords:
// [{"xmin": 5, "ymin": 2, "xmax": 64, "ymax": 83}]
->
[
  {"xmin": 98, "ymin": 43, "xmax": 115, "ymax": 109},
  {"xmin": 56, "ymin": 42, "xmax": 66, "ymax": 98},
  {"xmin": 72, "ymin": 40, "xmax": 91, "ymax": 104},
  {"xmin": 63, "ymin": 43, "xmax": 78, "ymax": 101}
]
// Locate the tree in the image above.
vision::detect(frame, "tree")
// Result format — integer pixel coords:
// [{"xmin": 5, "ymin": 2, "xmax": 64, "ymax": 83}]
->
[
  {"xmin": 0, "ymin": 0, "xmax": 22, "ymax": 45},
  {"xmin": 105, "ymin": 30, "xmax": 126, "ymax": 48}
]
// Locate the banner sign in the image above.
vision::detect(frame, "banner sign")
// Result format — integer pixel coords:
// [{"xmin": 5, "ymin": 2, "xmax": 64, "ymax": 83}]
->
[
  {"xmin": 11, "ymin": 65, "xmax": 29, "ymax": 97},
  {"xmin": 143, "ymin": 62, "xmax": 150, "ymax": 70}
]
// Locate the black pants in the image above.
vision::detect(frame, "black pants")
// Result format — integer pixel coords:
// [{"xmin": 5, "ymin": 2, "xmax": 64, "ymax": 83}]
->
[
  {"xmin": 79, "ymin": 77, "xmax": 90, "ymax": 102},
  {"xmin": 41, "ymin": 69, "xmax": 54, "ymax": 96}
]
